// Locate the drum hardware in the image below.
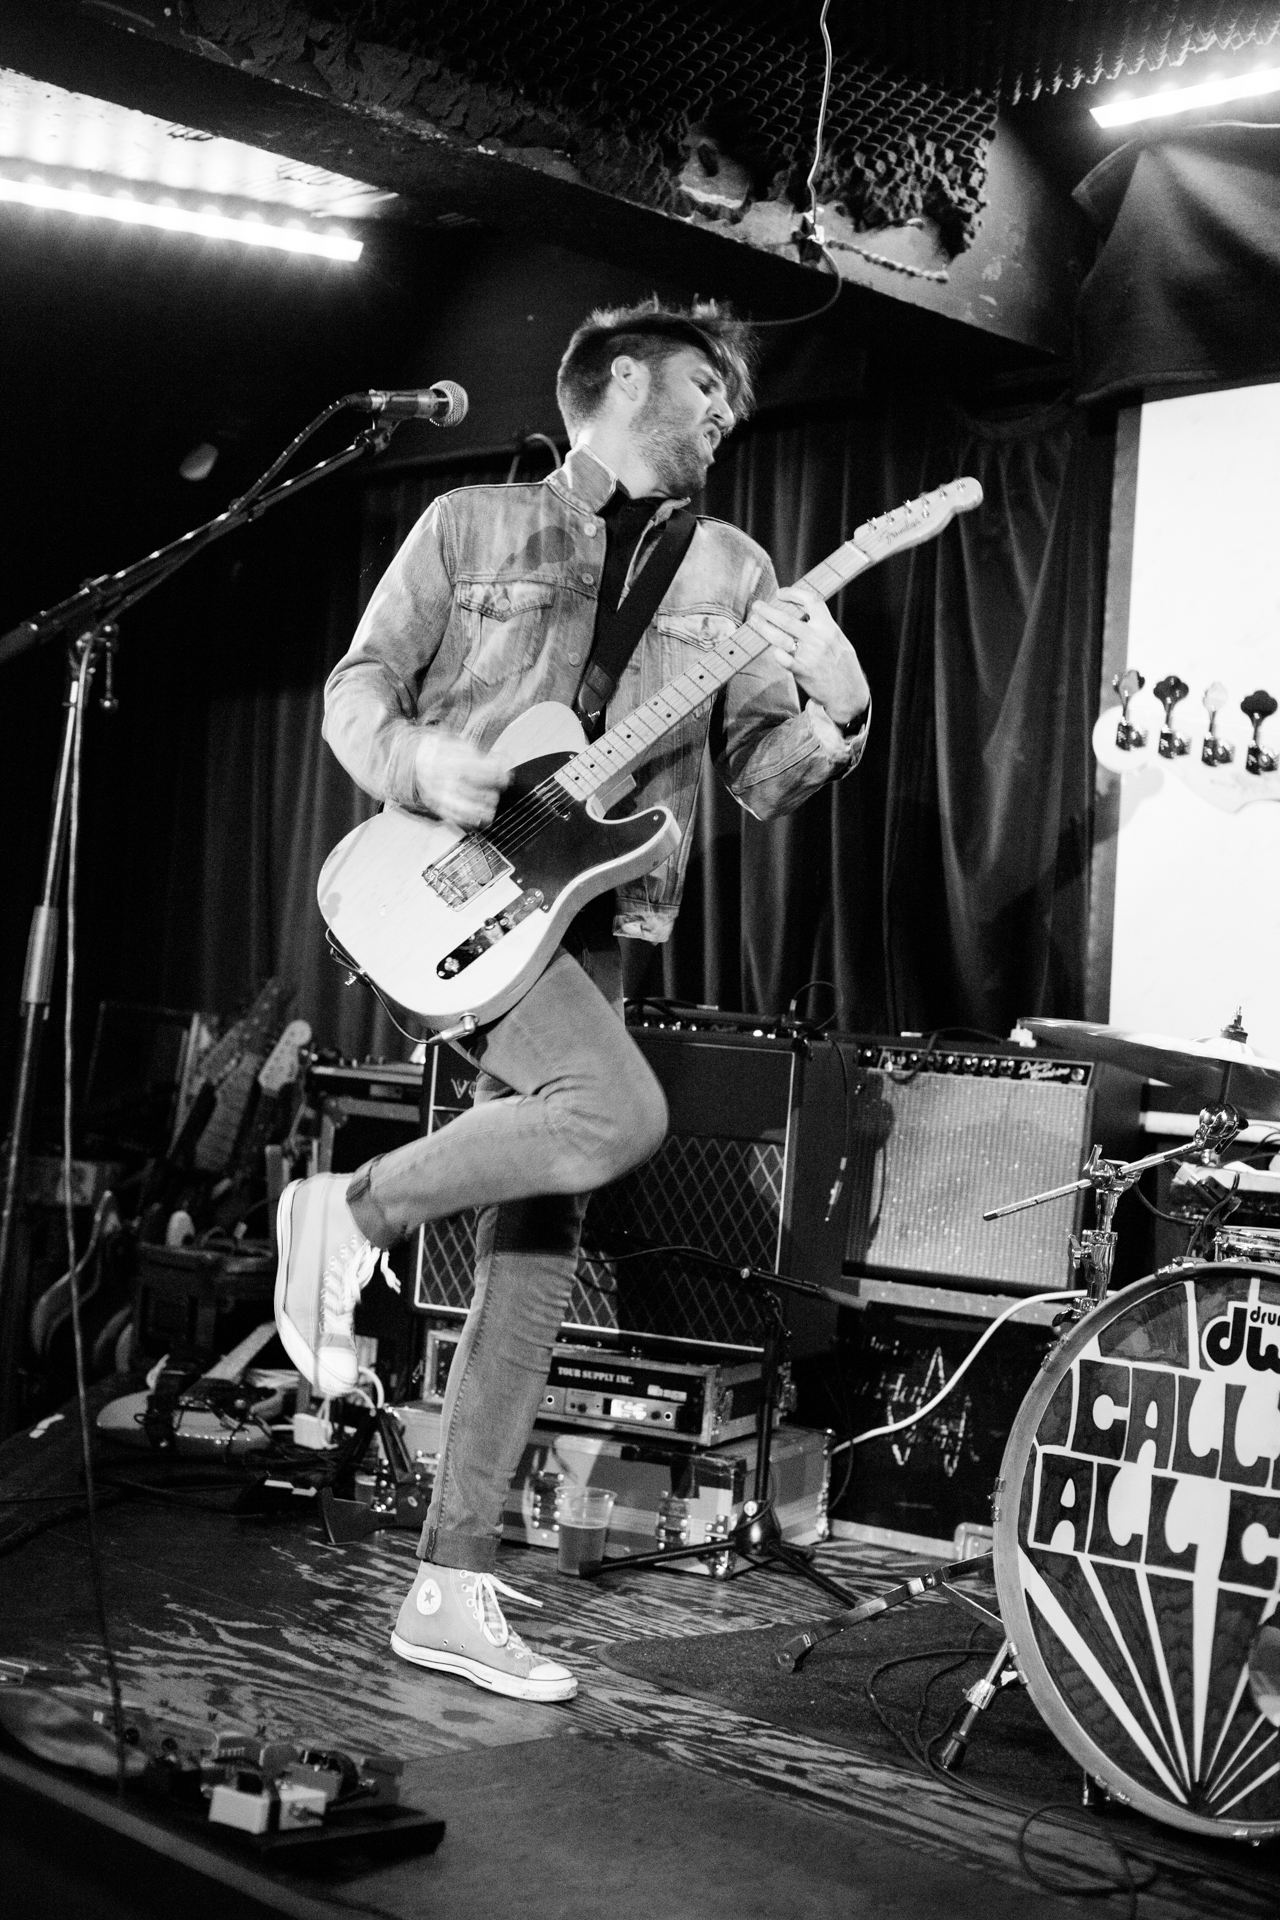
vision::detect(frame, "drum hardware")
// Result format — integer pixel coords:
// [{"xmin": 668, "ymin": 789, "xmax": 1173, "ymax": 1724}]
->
[
  {"xmin": 983, "ymin": 1104, "xmax": 1244, "ymax": 1315},
  {"xmin": 776, "ymin": 1551, "xmax": 997, "ymax": 1669},
  {"xmin": 1215, "ymin": 1224, "xmax": 1280, "ymax": 1265},
  {"xmin": 1249, "ymin": 1623, "xmax": 1280, "ymax": 1728}
]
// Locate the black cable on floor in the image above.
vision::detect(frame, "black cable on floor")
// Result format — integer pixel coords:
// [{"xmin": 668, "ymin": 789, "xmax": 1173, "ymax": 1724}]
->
[{"xmin": 864, "ymin": 1636, "xmax": 1159, "ymax": 1915}]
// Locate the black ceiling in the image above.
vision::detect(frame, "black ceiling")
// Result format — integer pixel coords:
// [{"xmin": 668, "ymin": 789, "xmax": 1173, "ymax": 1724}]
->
[
  {"xmin": 766, "ymin": 1, "xmax": 1280, "ymax": 101},
  {"xmin": 328, "ymin": 1, "xmax": 1280, "ymax": 103}
]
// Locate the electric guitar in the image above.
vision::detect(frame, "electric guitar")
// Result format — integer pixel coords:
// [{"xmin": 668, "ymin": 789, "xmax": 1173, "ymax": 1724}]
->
[{"xmin": 318, "ymin": 477, "xmax": 983, "ymax": 1027}]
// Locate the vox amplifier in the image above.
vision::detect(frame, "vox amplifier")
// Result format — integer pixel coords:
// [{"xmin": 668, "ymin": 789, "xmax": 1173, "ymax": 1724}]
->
[{"xmin": 414, "ymin": 1022, "xmax": 851, "ymax": 1352}]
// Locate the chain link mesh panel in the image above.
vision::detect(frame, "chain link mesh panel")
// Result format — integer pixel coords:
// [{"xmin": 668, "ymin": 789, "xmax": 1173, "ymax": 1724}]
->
[{"xmin": 349, "ymin": 0, "xmax": 997, "ymax": 244}]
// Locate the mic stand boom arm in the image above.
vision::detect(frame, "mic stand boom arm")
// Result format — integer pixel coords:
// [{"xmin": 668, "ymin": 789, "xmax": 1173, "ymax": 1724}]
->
[{"xmin": 0, "ymin": 413, "xmax": 403, "ymax": 1436}]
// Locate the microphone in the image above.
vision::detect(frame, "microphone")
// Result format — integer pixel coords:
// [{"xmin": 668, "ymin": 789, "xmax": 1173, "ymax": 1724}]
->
[{"xmin": 348, "ymin": 381, "xmax": 468, "ymax": 426}]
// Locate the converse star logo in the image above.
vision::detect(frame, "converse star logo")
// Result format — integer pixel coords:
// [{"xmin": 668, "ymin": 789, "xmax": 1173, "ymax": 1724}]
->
[{"xmin": 415, "ymin": 1577, "xmax": 442, "ymax": 1616}]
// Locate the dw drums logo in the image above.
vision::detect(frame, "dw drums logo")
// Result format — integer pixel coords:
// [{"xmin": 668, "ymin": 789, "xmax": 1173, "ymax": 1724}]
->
[{"xmin": 1202, "ymin": 1295, "xmax": 1280, "ymax": 1376}]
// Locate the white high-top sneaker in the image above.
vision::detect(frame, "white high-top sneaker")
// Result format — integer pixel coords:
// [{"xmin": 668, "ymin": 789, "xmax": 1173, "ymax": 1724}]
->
[
  {"xmin": 391, "ymin": 1566, "xmax": 577, "ymax": 1703},
  {"xmin": 274, "ymin": 1174, "xmax": 396, "ymax": 1396}
]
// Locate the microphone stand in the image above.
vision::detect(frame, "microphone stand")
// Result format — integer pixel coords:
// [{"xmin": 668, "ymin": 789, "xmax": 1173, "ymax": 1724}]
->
[
  {"xmin": 0, "ymin": 408, "xmax": 405, "ymax": 1435},
  {"xmin": 586, "ymin": 1246, "xmax": 861, "ymax": 1607}
]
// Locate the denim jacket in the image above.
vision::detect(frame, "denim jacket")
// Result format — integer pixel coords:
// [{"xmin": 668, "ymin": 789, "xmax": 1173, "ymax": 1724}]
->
[{"xmin": 324, "ymin": 446, "xmax": 867, "ymax": 942}]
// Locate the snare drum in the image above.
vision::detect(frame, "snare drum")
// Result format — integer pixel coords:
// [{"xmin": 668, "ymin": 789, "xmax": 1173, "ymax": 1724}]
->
[
  {"xmin": 994, "ymin": 1262, "xmax": 1280, "ymax": 1839},
  {"xmin": 1215, "ymin": 1225, "xmax": 1280, "ymax": 1266}
]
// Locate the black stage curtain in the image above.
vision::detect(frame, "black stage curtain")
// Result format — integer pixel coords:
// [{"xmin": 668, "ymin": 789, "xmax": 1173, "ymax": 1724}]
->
[
  {"xmin": 1075, "ymin": 123, "xmax": 1280, "ymax": 405},
  {"xmin": 0, "ymin": 399, "xmax": 1112, "ymax": 1085},
  {"xmin": 635, "ymin": 397, "xmax": 1114, "ymax": 1038}
]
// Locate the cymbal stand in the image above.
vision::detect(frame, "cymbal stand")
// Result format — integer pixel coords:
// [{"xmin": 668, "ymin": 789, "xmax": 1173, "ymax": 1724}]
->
[{"xmin": 982, "ymin": 1101, "xmax": 1245, "ymax": 1318}]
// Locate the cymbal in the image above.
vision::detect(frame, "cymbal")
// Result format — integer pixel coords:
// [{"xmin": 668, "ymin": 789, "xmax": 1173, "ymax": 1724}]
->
[{"xmin": 1021, "ymin": 1018, "xmax": 1280, "ymax": 1123}]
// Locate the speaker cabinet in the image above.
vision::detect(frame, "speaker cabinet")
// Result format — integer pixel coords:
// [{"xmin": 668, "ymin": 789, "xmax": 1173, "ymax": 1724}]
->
[
  {"xmin": 836, "ymin": 1040, "xmax": 1142, "ymax": 1295},
  {"xmin": 414, "ymin": 1024, "xmax": 852, "ymax": 1352}
]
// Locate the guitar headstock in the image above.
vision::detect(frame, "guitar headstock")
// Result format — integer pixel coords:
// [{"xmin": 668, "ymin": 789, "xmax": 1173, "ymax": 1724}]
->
[
  {"xmin": 258, "ymin": 1019, "xmax": 312, "ymax": 1095},
  {"xmin": 853, "ymin": 478, "xmax": 983, "ymax": 563}
]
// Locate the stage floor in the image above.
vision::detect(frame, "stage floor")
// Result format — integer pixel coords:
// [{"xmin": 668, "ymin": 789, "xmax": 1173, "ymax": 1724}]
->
[{"xmin": 0, "ymin": 1471, "xmax": 1276, "ymax": 1919}]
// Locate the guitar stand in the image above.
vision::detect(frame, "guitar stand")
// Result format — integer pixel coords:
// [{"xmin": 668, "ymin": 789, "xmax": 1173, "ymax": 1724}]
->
[{"xmin": 588, "ymin": 1280, "xmax": 861, "ymax": 1608}]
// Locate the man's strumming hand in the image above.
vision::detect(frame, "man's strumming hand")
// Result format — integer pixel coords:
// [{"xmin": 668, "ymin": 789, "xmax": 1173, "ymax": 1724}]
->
[
  {"xmin": 746, "ymin": 582, "xmax": 870, "ymax": 729},
  {"xmin": 413, "ymin": 732, "xmax": 510, "ymax": 829}
]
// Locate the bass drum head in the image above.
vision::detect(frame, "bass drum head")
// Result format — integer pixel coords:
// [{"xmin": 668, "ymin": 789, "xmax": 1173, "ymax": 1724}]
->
[{"xmin": 993, "ymin": 1263, "xmax": 1280, "ymax": 1839}]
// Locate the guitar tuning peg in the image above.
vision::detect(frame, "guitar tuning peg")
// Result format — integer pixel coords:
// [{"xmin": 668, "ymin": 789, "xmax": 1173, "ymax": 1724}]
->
[
  {"xmin": 1153, "ymin": 674, "xmax": 1190, "ymax": 759},
  {"xmin": 1241, "ymin": 688, "xmax": 1279, "ymax": 775},
  {"xmin": 1201, "ymin": 681, "xmax": 1234, "ymax": 766},
  {"xmin": 1109, "ymin": 667, "xmax": 1148, "ymax": 753}
]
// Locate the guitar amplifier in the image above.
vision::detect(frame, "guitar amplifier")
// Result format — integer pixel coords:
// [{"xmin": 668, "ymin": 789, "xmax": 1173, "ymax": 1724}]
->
[
  {"xmin": 414, "ymin": 1020, "xmax": 853, "ymax": 1351},
  {"xmin": 834, "ymin": 1038, "xmax": 1143, "ymax": 1296}
]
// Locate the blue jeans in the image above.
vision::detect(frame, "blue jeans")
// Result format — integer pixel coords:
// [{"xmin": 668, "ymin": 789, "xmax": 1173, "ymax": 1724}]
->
[{"xmin": 345, "ymin": 938, "xmax": 667, "ymax": 1572}]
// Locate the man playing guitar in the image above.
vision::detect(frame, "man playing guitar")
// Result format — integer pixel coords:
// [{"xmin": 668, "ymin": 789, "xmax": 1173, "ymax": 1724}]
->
[{"xmin": 274, "ymin": 299, "xmax": 870, "ymax": 1701}]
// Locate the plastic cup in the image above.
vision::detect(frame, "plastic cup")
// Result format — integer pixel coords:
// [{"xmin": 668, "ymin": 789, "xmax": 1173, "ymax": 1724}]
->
[{"xmin": 556, "ymin": 1486, "xmax": 616, "ymax": 1576}]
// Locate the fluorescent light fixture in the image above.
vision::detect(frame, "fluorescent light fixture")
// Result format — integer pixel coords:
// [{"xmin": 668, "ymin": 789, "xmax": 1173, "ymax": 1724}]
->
[
  {"xmin": 0, "ymin": 67, "xmax": 396, "ymax": 217},
  {"xmin": 0, "ymin": 173, "xmax": 362, "ymax": 258},
  {"xmin": 1092, "ymin": 64, "xmax": 1280, "ymax": 127}
]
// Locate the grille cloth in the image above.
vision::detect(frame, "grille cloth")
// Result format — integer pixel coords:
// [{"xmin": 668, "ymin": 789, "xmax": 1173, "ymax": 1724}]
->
[{"xmin": 417, "ymin": 1130, "xmax": 783, "ymax": 1348}]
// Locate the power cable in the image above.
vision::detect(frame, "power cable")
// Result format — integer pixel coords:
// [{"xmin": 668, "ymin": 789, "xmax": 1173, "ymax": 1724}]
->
[
  {"xmin": 831, "ymin": 1290, "xmax": 1079, "ymax": 1454},
  {"xmin": 750, "ymin": 0, "xmax": 843, "ymax": 331}
]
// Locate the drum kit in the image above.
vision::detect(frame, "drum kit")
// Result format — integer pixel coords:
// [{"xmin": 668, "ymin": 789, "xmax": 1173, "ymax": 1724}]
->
[{"xmin": 786, "ymin": 1016, "xmax": 1280, "ymax": 1844}]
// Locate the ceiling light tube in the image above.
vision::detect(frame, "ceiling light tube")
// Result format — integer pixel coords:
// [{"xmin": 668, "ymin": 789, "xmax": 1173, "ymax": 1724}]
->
[
  {"xmin": 1092, "ymin": 64, "xmax": 1280, "ymax": 128},
  {"xmin": 0, "ymin": 173, "xmax": 362, "ymax": 259}
]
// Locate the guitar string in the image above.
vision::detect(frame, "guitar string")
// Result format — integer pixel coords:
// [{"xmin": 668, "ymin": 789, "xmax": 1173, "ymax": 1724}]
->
[
  {"xmin": 443, "ymin": 545, "xmax": 871, "ymax": 872},
  {"xmin": 483, "ymin": 628, "xmax": 774, "ymax": 855}
]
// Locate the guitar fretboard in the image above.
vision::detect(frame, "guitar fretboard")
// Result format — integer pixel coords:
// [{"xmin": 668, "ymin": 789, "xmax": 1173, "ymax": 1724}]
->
[
  {"xmin": 552, "ymin": 479, "xmax": 978, "ymax": 802},
  {"xmin": 553, "ymin": 536, "xmax": 875, "ymax": 802}
]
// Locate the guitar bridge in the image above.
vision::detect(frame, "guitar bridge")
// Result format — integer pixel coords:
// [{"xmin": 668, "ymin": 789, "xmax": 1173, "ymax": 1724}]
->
[
  {"xmin": 422, "ymin": 835, "xmax": 512, "ymax": 908},
  {"xmin": 437, "ymin": 889, "xmax": 547, "ymax": 978}
]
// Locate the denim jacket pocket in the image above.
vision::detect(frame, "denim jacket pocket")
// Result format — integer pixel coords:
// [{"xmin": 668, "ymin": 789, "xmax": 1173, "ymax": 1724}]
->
[{"xmin": 456, "ymin": 579, "xmax": 560, "ymax": 684}]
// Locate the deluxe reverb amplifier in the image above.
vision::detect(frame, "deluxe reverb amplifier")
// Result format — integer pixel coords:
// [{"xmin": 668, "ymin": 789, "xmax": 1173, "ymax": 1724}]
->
[{"xmin": 836, "ymin": 1039, "xmax": 1141, "ymax": 1295}]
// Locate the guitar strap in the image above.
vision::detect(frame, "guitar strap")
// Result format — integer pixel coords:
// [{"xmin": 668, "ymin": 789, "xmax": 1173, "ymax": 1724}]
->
[{"xmin": 574, "ymin": 506, "xmax": 698, "ymax": 740}]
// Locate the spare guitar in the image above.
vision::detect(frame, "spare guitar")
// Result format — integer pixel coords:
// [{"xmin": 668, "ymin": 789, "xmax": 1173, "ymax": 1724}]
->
[
  {"xmin": 318, "ymin": 477, "xmax": 982, "ymax": 1027},
  {"xmin": 96, "ymin": 1320, "xmax": 285, "ymax": 1457}
]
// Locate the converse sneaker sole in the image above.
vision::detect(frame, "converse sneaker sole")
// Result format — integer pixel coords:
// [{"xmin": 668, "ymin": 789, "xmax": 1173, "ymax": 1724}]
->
[
  {"xmin": 273, "ymin": 1183, "xmax": 358, "ymax": 1399},
  {"xmin": 390, "ymin": 1631, "xmax": 577, "ymax": 1702}
]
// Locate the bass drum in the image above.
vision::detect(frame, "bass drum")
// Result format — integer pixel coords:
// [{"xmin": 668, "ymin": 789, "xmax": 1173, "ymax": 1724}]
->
[{"xmin": 993, "ymin": 1262, "xmax": 1280, "ymax": 1840}]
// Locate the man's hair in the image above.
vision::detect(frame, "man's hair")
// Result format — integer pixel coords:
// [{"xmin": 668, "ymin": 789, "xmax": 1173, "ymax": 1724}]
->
[{"xmin": 555, "ymin": 298, "xmax": 758, "ymax": 435}]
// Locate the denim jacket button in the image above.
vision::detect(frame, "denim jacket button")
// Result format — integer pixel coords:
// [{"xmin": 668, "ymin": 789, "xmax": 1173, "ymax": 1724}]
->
[
  {"xmin": 584, "ymin": 522, "xmax": 600, "ymax": 536},
  {"xmin": 579, "ymin": 570, "xmax": 594, "ymax": 584},
  {"xmin": 566, "ymin": 651, "xmax": 581, "ymax": 666}
]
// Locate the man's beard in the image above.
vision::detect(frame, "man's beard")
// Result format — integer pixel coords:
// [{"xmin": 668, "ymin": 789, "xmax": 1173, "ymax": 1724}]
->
[{"xmin": 632, "ymin": 382, "xmax": 713, "ymax": 496}]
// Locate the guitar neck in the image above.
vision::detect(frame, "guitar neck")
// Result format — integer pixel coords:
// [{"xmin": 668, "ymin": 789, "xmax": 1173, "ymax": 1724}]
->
[
  {"xmin": 553, "ymin": 479, "xmax": 978, "ymax": 802},
  {"xmin": 555, "ymin": 541, "xmax": 874, "ymax": 802}
]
